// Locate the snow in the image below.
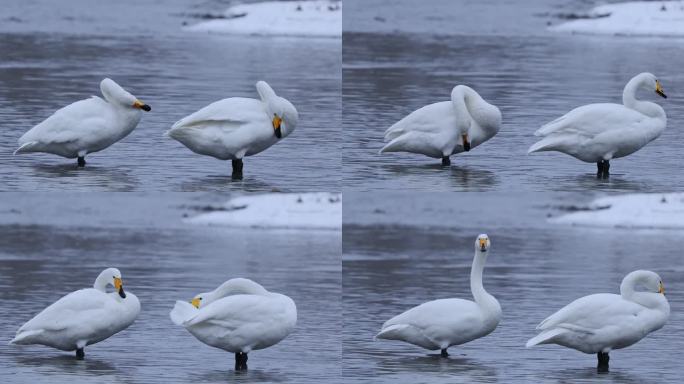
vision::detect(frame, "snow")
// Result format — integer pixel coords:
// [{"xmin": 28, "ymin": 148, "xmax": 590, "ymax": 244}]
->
[
  {"xmin": 185, "ymin": 0, "xmax": 341, "ymax": 38},
  {"xmin": 551, "ymin": 193, "xmax": 684, "ymax": 230},
  {"xmin": 550, "ymin": 1, "xmax": 684, "ymax": 37},
  {"xmin": 187, "ymin": 192, "xmax": 341, "ymax": 230}
]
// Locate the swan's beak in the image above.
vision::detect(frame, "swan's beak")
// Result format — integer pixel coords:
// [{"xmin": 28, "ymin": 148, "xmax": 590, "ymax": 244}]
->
[
  {"xmin": 133, "ymin": 99, "xmax": 152, "ymax": 111},
  {"xmin": 272, "ymin": 115, "xmax": 282, "ymax": 139},
  {"xmin": 659, "ymin": 282, "xmax": 665, "ymax": 295},
  {"xmin": 478, "ymin": 238, "xmax": 487, "ymax": 252},
  {"xmin": 114, "ymin": 277, "xmax": 126, "ymax": 299},
  {"xmin": 190, "ymin": 297, "xmax": 201, "ymax": 309},
  {"xmin": 655, "ymin": 81, "xmax": 667, "ymax": 98}
]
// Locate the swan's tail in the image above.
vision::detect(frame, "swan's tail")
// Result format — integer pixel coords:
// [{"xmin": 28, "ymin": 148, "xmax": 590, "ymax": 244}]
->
[
  {"xmin": 375, "ymin": 324, "xmax": 409, "ymax": 341},
  {"xmin": 14, "ymin": 141, "xmax": 38, "ymax": 155},
  {"xmin": 527, "ymin": 137, "xmax": 563, "ymax": 154},
  {"xmin": 525, "ymin": 328, "xmax": 566, "ymax": 348},
  {"xmin": 10, "ymin": 329, "xmax": 43, "ymax": 345},
  {"xmin": 170, "ymin": 300, "xmax": 198, "ymax": 326}
]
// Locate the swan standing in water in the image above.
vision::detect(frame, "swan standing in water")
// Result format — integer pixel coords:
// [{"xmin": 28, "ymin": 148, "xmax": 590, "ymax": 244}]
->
[
  {"xmin": 380, "ymin": 85, "xmax": 501, "ymax": 165},
  {"xmin": 166, "ymin": 81, "xmax": 298, "ymax": 180},
  {"xmin": 528, "ymin": 72, "xmax": 667, "ymax": 178},
  {"xmin": 170, "ymin": 278, "xmax": 297, "ymax": 370},
  {"xmin": 376, "ymin": 234, "xmax": 501, "ymax": 357},
  {"xmin": 526, "ymin": 270, "xmax": 669, "ymax": 372},
  {"xmin": 11, "ymin": 268, "xmax": 140, "ymax": 359},
  {"xmin": 14, "ymin": 78, "xmax": 151, "ymax": 167}
]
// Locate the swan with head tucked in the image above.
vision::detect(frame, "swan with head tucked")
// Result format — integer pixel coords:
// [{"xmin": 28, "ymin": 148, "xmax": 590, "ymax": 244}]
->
[
  {"xmin": 380, "ymin": 85, "xmax": 501, "ymax": 165},
  {"xmin": 376, "ymin": 234, "xmax": 501, "ymax": 357},
  {"xmin": 526, "ymin": 270, "xmax": 669, "ymax": 372},
  {"xmin": 11, "ymin": 268, "xmax": 140, "ymax": 360},
  {"xmin": 166, "ymin": 81, "xmax": 298, "ymax": 180},
  {"xmin": 528, "ymin": 72, "xmax": 667, "ymax": 178},
  {"xmin": 169, "ymin": 278, "xmax": 297, "ymax": 370},
  {"xmin": 14, "ymin": 78, "xmax": 151, "ymax": 167}
]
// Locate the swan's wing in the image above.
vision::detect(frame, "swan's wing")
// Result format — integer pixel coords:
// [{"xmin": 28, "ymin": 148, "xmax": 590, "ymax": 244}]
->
[
  {"xmin": 183, "ymin": 294, "xmax": 274, "ymax": 329},
  {"xmin": 536, "ymin": 293, "xmax": 640, "ymax": 333},
  {"xmin": 384, "ymin": 101, "xmax": 456, "ymax": 141},
  {"xmin": 535, "ymin": 103, "xmax": 648, "ymax": 138},
  {"xmin": 381, "ymin": 298, "xmax": 481, "ymax": 337},
  {"xmin": 16, "ymin": 289, "xmax": 110, "ymax": 334},
  {"xmin": 171, "ymin": 98, "xmax": 267, "ymax": 130}
]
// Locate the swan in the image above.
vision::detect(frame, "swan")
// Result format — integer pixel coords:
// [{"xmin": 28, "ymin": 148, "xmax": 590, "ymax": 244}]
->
[
  {"xmin": 170, "ymin": 278, "xmax": 297, "ymax": 370},
  {"xmin": 528, "ymin": 72, "xmax": 667, "ymax": 178},
  {"xmin": 526, "ymin": 270, "xmax": 669, "ymax": 372},
  {"xmin": 166, "ymin": 81, "xmax": 298, "ymax": 180},
  {"xmin": 380, "ymin": 85, "xmax": 501, "ymax": 165},
  {"xmin": 376, "ymin": 234, "xmax": 501, "ymax": 357},
  {"xmin": 14, "ymin": 78, "xmax": 151, "ymax": 167},
  {"xmin": 11, "ymin": 268, "xmax": 140, "ymax": 359}
]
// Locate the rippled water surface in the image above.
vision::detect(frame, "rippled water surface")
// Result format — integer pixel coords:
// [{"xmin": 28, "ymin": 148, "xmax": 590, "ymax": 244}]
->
[
  {"xmin": 0, "ymin": 193, "xmax": 341, "ymax": 383},
  {"xmin": 343, "ymin": 192, "xmax": 684, "ymax": 383},
  {"xmin": 343, "ymin": 0, "xmax": 684, "ymax": 192},
  {"xmin": 0, "ymin": 0, "xmax": 341, "ymax": 192}
]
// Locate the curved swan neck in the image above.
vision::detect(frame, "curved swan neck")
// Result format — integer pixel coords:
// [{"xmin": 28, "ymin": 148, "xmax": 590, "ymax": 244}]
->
[
  {"xmin": 93, "ymin": 273, "xmax": 109, "ymax": 292},
  {"xmin": 622, "ymin": 75, "xmax": 665, "ymax": 119},
  {"xmin": 620, "ymin": 271, "xmax": 666, "ymax": 309},
  {"xmin": 451, "ymin": 85, "xmax": 478, "ymax": 131},
  {"xmin": 213, "ymin": 278, "xmax": 268, "ymax": 299}
]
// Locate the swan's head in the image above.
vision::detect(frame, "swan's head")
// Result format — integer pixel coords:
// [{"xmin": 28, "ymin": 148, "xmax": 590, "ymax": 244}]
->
[
  {"xmin": 475, "ymin": 234, "xmax": 490, "ymax": 253},
  {"xmin": 635, "ymin": 73, "xmax": 667, "ymax": 99},
  {"xmin": 95, "ymin": 267, "xmax": 127, "ymax": 299},
  {"xmin": 623, "ymin": 270, "xmax": 665, "ymax": 296},
  {"xmin": 256, "ymin": 81, "xmax": 298, "ymax": 139},
  {"xmin": 189, "ymin": 290, "xmax": 216, "ymax": 309},
  {"xmin": 100, "ymin": 78, "xmax": 151, "ymax": 112}
]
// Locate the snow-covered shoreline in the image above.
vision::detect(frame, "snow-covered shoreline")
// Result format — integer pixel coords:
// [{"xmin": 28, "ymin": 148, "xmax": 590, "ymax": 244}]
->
[
  {"xmin": 551, "ymin": 193, "xmax": 684, "ymax": 230},
  {"xmin": 550, "ymin": 1, "xmax": 684, "ymax": 37},
  {"xmin": 185, "ymin": 0, "xmax": 341, "ymax": 38},
  {"xmin": 187, "ymin": 192, "xmax": 341, "ymax": 230}
]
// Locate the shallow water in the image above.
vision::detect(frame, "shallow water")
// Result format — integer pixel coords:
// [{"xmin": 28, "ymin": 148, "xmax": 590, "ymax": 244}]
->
[
  {"xmin": 342, "ymin": 192, "xmax": 684, "ymax": 383},
  {"xmin": 0, "ymin": 193, "xmax": 342, "ymax": 383},
  {"xmin": 342, "ymin": 0, "xmax": 684, "ymax": 192},
  {"xmin": 0, "ymin": 0, "xmax": 341, "ymax": 192}
]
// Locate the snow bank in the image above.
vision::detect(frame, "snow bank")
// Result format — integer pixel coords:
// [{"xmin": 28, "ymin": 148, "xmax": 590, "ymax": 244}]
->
[
  {"xmin": 187, "ymin": 192, "xmax": 341, "ymax": 230},
  {"xmin": 550, "ymin": 1, "xmax": 684, "ymax": 37},
  {"xmin": 185, "ymin": 1, "xmax": 341, "ymax": 38},
  {"xmin": 552, "ymin": 193, "xmax": 684, "ymax": 230}
]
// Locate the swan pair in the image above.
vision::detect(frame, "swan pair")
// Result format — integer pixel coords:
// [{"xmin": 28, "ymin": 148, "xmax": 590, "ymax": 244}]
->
[
  {"xmin": 376, "ymin": 235, "xmax": 669, "ymax": 372},
  {"xmin": 14, "ymin": 78, "xmax": 298, "ymax": 180},
  {"xmin": 381, "ymin": 73, "xmax": 667, "ymax": 178}
]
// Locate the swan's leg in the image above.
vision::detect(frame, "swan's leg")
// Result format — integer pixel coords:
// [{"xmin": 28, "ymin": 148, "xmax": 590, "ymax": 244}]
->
[
  {"xmin": 440, "ymin": 348, "xmax": 449, "ymax": 358},
  {"xmin": 77, "ymin": 156, "xmax": 86, "ymax": 167},
  {"xmin": 441, "ymin": 156, "xmax": 451, "ymax": 166},
  {"xmin": 597, "ymin": 352, "xmax": 609, "ymax": 372},
  {"xmin": 602, "ymin": 160, "xmax": 610, "ymax": 179},
  {"xmin": 596, "ymin": 161, "xmax": 603, "ymax": 178},
  {"xmin": 462, "ymin": 134, "xmax": 471, "ymax": 152},
  {"xmin": 596, "ymin": 160, "xmax": 610, "ymax": 179},
  {"xmin": 235, "ymin": 352, "xmax": 248, "ymax": 370},
  {"xmin": 231, "ymin": 159, "xmax": 244, "ymax": 180},
  {"xmin": 76, "ymin": 348, "xmax": 85, "ymax": 360}
]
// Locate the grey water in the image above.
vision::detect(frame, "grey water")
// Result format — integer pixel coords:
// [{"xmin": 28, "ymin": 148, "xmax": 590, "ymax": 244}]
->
[
  {"xmin": 343, "ymin": 0, "xmax": 684, "ymax": 192},
  {"xmin": 0, "ymin": 193, "xmax": 342, "ymax": 383},
  {"xmin": 343, "ymin": 192, "xmax": 684, "ymax": 383},
  {"xmin": 0, "ymin": 0, "xmax": 341, "ymax": 192}
]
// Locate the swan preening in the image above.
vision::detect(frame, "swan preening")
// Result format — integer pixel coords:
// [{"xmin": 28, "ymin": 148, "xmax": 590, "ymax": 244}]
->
[
  {"xmin": 14, "ymin": 78, "xmax": 151, "ymax": 167},
  {"xmin": 527, "ymin": 270, "xmax": 669, "ymax": 372},
  {"xmin": 11, "ymin": 268, "xmax": 140, "ymax": 359},
  {"xmin": 528, "ymin": 72, "xmax": 667, "ymax": 178},
  {"xmin": 166, "ymin": 81, "xmax": 298, "ymax": 180},
  {"xmin": 380, "ymin": 85, "xmax": 501, "ymax": 165},
  {"xmin": 376, "ymin": 234, "xmax": 501, "ymax": 357},
  {"xmin": 170, "ymin": 278, "xmax": 297, "ymax": 370}
]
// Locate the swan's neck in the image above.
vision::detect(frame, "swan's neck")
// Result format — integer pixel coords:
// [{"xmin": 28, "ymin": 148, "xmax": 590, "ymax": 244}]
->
[
  {"xmin": 93, "ymin": 275, "xmax": 109, "ymax": 292},
  {"xmin": 470, "ymin": 250, "xmax": 495, "ymax": 309},
  {"xmin": 622, "ymin": 78, "xmax": 666, "ymax": 120},
  {"xmin": 620, "ymin": 274, "xmax": 667, "ymax": 310},
  {"xmin": 451, "ymin": 86, "xmax": 476, "ymax": 132},
  {"xmin": 213, "ymin": 278, "xmax": 268, "ymax": 300}
]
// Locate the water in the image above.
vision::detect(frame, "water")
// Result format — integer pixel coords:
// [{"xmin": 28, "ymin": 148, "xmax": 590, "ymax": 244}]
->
[
  {"xmin": 0, "ymin": 0, "xmax": 341, "ymax": 192},
  {"xmin": 342, "ymin": 192, "xmax": 684, "ymax": 383},
  {"xmin": 0, "ymin": 193, "xmax": 342, "ymax": 383},
  {"xmin": 342, "ymin": 0, "xmax": 684, "ymax": 192}
]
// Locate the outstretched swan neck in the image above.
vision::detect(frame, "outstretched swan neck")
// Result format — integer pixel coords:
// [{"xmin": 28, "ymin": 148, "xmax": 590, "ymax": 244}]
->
[
  {"xmin": 622, "ymin": 74, "xmax": 665, "ymax": 120},
  {"xmin": 470, "ymin": 248, "xmax": 494, "ymax": 307}
]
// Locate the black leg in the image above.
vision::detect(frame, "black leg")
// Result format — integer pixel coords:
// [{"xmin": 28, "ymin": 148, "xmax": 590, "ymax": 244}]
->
[
  {"xmin": 462, "ymin": 134, "xmax": 471, "ymax": 152},
  {"xmin": 441, "ymin": 156, "xmax": 451, "ymax": 166},
  {"xmin": 235, "ymin": 352, "xmax": 248, "ymax": 370},
  {"xmin": 596, "ymin": 161, "xmax": 603, "ymax": 178},
  {"xmin": 77, "ymin": 156, "xmax": 86, "ymax": 167},
  {"xmin": 76, "ymin": 348, "xmax": 84, "ymax": 360},
  {"xmin": 597, "ymin": 352, "xmax": 609, "ymax": 373},
  {"xmin": 596, "ymin": 160, "xmax": 610, "ymax": 179},
  {"xmin": 231, "ymin": 159, "xmax": 244, "ymax": 180},
  {"xmin": 602, "ymin": 160, "xmax": 610, "ymax": 179},
  {"xmin": 441, "ymin": 348, "xmax": 449, "ymax": 358}
]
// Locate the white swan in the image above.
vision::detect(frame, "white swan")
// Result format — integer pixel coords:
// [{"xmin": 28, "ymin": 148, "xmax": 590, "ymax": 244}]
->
[
  {"xmin": 528, "ymin": 72, "xmax": 667, "ymax": 178},
  {"xmin": 526, "ymin": 270, "xmax": 669, "ymax": 372},
  {"xmin": 380, "ymin": 85, "xmax": 502, "ymax": 165},
  {"xmin": 376, "ymin": 234, "xmax": 501, "ymax": 357},
  {"xmin": 11, "ymin": 268, "xmax": 140, "ymax": 359},
  {"xmin": 14, "ymin": 78, "xmax": 151, "ymax": 167},
  {"xmin": 166, "ymin": 81, "xmax": 298, "ymax": 180},
  {"xmin": 170, "ymin": 278, "xmax": 297, "ymax": 370}
]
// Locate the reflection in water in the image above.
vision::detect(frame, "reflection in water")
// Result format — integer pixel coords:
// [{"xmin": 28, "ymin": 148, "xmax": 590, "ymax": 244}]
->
[
  {"xmin": 13, "ymin": 354, "xmax": 119, "ymax": 376},
  {"xmin": 379, "ymin": 164, "xmax": 499, "ymax": 191},
  {"xmin": 26, "ymin": 163, "xmax": 139, "ymax": 191}
]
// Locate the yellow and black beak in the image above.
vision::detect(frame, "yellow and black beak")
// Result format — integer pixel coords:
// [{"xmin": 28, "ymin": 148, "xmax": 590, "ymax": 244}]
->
[
  {"xmin": 133, "ymin": 99, "xmax": 152, "ymax": 112},
  {"xmin": 114, "ymin": 277, "xmax": 126, "ymax": 298},
  {"xmin": 658, "ymin": 282, "xmax": 665, "ymax": 295},
  {"xmin": 272, "ymin": 115, "xmax": 282, "ymax": 139},
  {"xmin": 655, "ymin": 80, "xmax": 667, "ymax": 99},
  {"xmin": 478, "ymin": 238, "xmax": 487, "ymax": 252},
  {"xmin": 190, "ymin": 297, "xmax": 201, "ymax": 309}
]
